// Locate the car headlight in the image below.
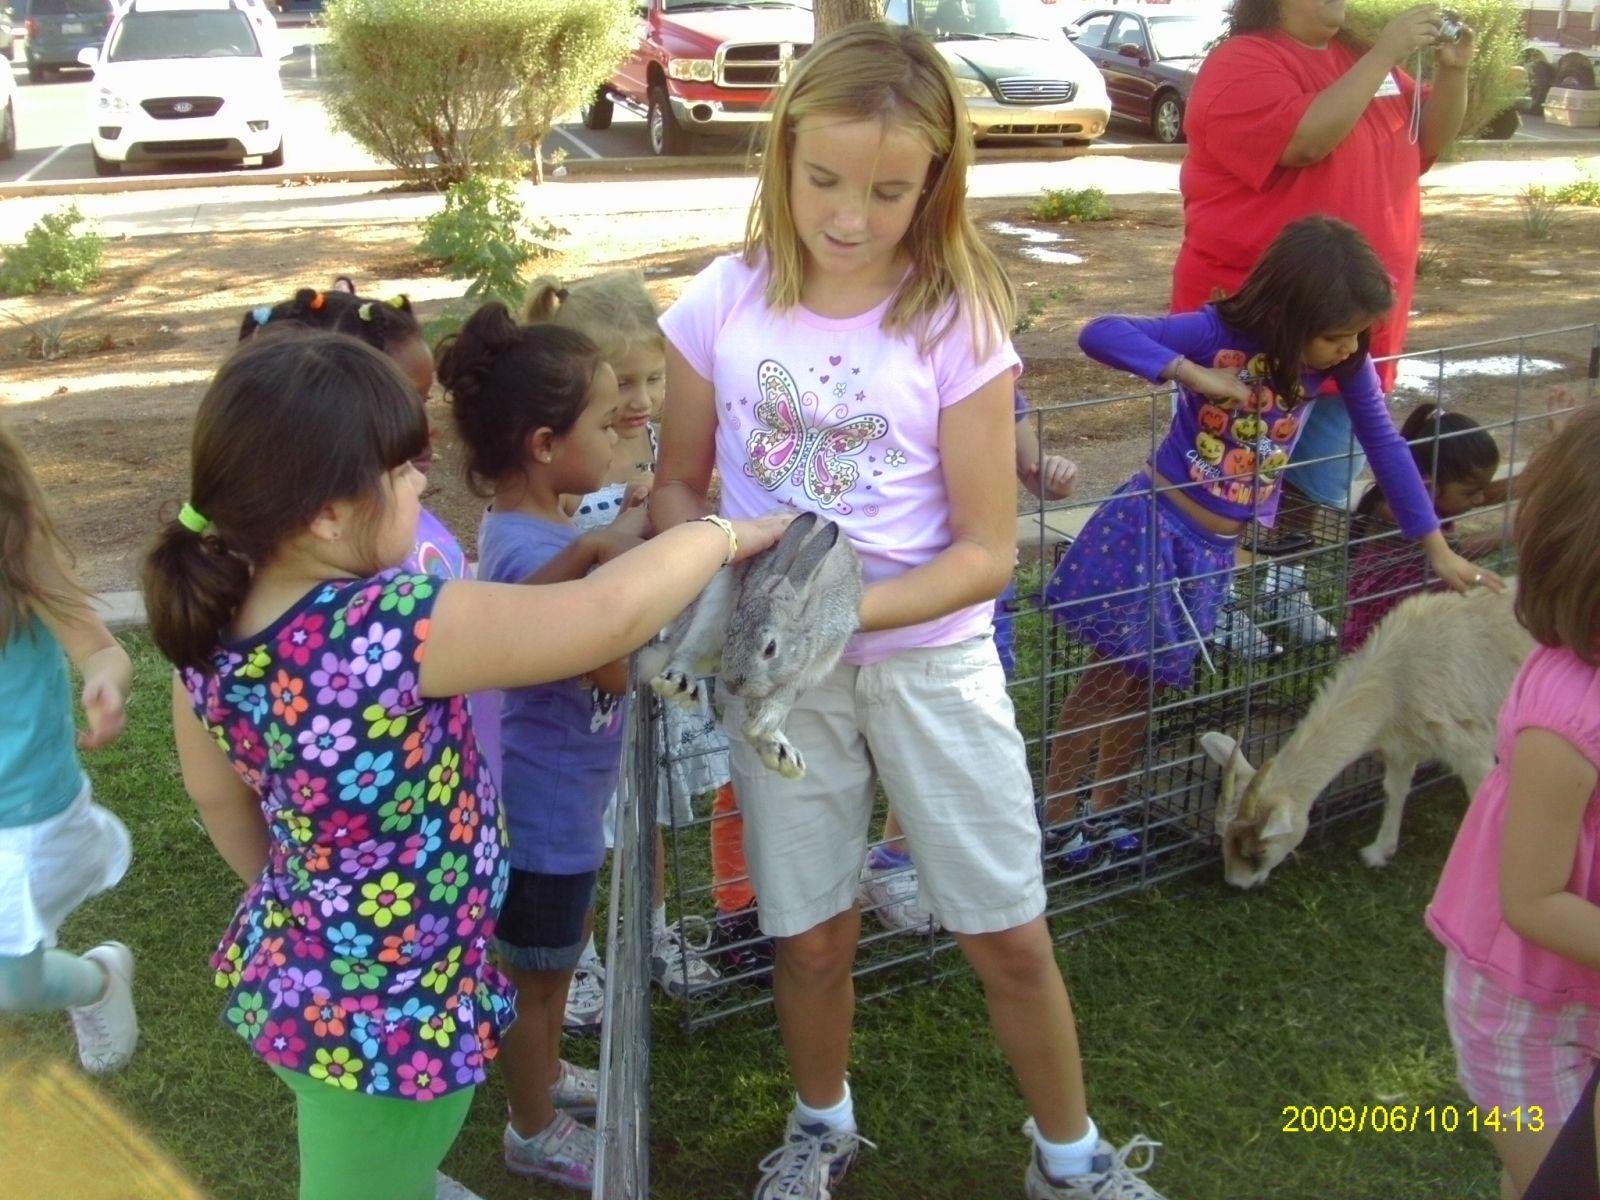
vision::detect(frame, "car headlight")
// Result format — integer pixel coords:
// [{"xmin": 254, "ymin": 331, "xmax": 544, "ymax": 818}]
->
[
  {"xmin": 96, "ymin": 88, "xmax": 129, "ymax": 113},
  {"xmin": 667, "ymin": 58, "xmax": 715, "ymax": 83},
  {"xmin": 955, "ymin": 76, "xmax": 991, "ymax": 100}
]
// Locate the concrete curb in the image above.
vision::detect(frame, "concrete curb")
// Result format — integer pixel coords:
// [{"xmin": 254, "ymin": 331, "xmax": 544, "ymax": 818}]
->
[{"xmin": 5, "ymin": 131, "xmax": 1592, "ymax": 202}]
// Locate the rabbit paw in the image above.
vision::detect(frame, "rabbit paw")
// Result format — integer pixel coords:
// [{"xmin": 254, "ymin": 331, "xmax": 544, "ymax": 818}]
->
[
  {"xmin": 650, "ymin": 668, "xmax": 705, "ymax": 710},
  {"xmin": 757, "ymin": 734, "xmax": 806, "ymax": 780}
]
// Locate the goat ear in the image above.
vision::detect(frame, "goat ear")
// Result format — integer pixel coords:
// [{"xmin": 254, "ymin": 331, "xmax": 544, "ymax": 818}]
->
[
  {"xmin": 1199, "ymin": 731, "xmax": 1237, "ymax": 767},
  {"xmin": 1260, "ymin": 806, "xmax": 1295, "ymax": 840}
]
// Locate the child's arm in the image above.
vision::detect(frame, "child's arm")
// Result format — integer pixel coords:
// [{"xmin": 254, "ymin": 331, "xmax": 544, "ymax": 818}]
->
[
  {"xmin": 651, "ymin": 343, "xmax": 720, "ymax": 530},
  {"xmin": 857, "ymin": 371, "xmax": 1017, "ymax": 632},
  {"xmin": 418, "ymin": 512, "xmax": 790, "ymax": 699},
  {"xmin": 1500, "ymin": 727, "xmax": 1600, "ymax": 969},
  {"xmin": 171, "ymin": 674, "xmax": 267, "ymax": 885},
  {"xmin": 1341, "ymin": 363, "xmax": 1503, "ymax": 593},
  {"xmin": 1080, "ymin": 311, "xmax": 1252, "ymax": 405},
  {"xmin": 1014, "ymin": 417, "xmax": 1077, "ymax": 501},
  {"xmin": 30, "ymin": 542, "xmax": 131, "ymax": 750}
]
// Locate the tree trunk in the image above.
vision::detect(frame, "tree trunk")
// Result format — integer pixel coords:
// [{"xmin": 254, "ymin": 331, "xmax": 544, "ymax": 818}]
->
[{"xmin": 814, "ymin": 0, "xmax": 882, "ymax": 38}]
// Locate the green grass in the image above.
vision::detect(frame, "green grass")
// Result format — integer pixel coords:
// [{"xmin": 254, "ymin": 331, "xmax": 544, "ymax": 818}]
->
[{"xmin": 9, "ymin": 634, "xmax": 1499, "ymax": 1199}]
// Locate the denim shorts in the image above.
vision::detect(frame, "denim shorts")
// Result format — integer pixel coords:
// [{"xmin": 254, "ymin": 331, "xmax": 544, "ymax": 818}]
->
[
  {"xmin": 493, "ymin": 868, "xmax": 598, "ymax": 972},
  {"xmin": 1283, "ymin": 394, "xmax": 1366, "ymax": 509}
]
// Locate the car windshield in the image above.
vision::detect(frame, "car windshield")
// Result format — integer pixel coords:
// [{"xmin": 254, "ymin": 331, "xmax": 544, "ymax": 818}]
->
[
  {"xmin": 30, "ymin": 0, "xmax": 112, "ymax": 12},
  {"xmin": 1147, "ymin": 15, "xmax": 1223, "ymax": 60},
  {"xmin": 909, "ymin": 0, "xmax": 1062, "ymax": 42},
  {"xmin": 106, "ymin": 9, "xmax": 260, "ymax": 61},
  {"xmin": 662, "ymin": 1, "xmax": 812, "ymax": 11}
]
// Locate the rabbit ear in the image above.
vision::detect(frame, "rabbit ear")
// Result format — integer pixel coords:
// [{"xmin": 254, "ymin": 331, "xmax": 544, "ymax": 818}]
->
[
  {"xmin": 784, "ymin": 519, "xmax": 840, "ymax": 591},
  {"xmin": 760, "ymin": 510, "xmax": 820, "ymax": 579}
]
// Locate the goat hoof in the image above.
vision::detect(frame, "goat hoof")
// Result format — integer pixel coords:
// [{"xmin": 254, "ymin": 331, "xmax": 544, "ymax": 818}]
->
[
  {"xmin": 758, "ymin": 736, "xmax": 806, "ymax": 780},
  {"xmin": 1358, "ymin": 844, "xmax": 1394, "ymax": 869},
  {"xmin": 650, "ymin": 669, "xmax": 703, "ymax": 710}
]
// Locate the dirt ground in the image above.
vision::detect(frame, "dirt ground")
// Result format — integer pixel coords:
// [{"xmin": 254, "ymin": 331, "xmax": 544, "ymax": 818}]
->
[{"xmin": 3, "ymin": 192, "xmax": 1596, "ymax": 594}]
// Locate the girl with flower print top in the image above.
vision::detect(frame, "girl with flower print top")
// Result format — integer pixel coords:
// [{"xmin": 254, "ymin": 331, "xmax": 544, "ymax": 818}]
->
[{"xmin": 142, "ymin": 331, "xmax": 790, "ymax": 1200}]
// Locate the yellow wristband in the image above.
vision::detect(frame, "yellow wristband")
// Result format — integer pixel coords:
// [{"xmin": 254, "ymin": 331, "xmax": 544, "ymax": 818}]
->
[{"xmin": 697, "ymin": 515, "xmax": 737, "ymax": 566}]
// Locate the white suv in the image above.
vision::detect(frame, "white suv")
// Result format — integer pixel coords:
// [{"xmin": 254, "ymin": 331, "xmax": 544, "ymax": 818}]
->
[{"xmin": 81, "ymin": 0, "xmax": 287, "ymax": 176}]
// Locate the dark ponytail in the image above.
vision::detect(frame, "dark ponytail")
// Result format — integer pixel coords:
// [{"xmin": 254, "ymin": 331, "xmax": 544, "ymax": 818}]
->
[
  {"xmin": 1355, "ymin": 403, "xmax": 1500, "ymax": 518},
  {"xmin": 142, "ymin": 332, "xmax": 428, "ymax": 669},
  {"xmin": 239, "ymin": 283, "xmax": 422, "ymax": 357},
  {"xmin": 436, "ymin": 301, "xmax": 603, "ymax": 496}
]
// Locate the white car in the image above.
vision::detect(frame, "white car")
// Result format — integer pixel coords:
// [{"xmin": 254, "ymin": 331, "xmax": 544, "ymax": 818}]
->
[{"xmin": 81, "ymin": 0, "xmax": 288, "ymax": 176}]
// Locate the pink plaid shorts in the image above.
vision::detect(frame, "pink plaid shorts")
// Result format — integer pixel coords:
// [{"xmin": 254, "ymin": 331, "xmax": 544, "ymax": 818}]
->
[{"xmin": 1444, "ymin": 951, "xmax": 1600, "ymax": 1123}]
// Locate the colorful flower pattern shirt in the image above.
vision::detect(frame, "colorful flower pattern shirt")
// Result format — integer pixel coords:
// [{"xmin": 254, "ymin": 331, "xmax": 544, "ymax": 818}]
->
[{"xmin": 181, "ymin": 571, "xmax": 514, "ymax": 1098}]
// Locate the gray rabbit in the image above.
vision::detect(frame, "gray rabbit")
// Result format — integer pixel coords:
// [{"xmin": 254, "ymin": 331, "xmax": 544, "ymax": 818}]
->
[{"xmin": 650, "ymin": 512, "xmax": 861, "ymax": 779}]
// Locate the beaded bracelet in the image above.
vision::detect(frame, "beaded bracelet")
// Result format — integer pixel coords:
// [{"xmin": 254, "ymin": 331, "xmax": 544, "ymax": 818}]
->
[{"xmin": 697, "ymin": 514, "xmax": 737, "ymax": 566}]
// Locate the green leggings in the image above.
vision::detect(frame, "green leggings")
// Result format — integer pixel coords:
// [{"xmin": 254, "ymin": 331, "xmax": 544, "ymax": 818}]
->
[{"xmin": 272, "ymin": 1067, "xmax": 475, "ymax": 1200}]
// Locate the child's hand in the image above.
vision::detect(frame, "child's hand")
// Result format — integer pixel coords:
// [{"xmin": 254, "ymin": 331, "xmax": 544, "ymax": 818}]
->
[
  {"xmin": 1021, "ymin": 454, "xmax": 1078, "ymax": 501},
  {"xmin": 586, "ymin": 523, "xmax": 646, "ymax": 566},
  {"xmin": 624, "ymin": 479, "xmax": 653, "ymax": 509},
  {"xmin": 727, "ymin": 512, "xmax": 797, "ymax": 564},
  {"xmin": 1426, "ymin": 540, "xmax": 1504, "ymax": 594},
  {"xmin": 78, "ymin": 671, "xmax": 127, "ymax": 750},
  {"xmin": 609, "ymin": 496, "xmax": 652, "ymax": 542},
  {"xmin": 1544, "ymin": 385, "xmax": 1590, "ymax": 437},
  {"xmin": 1176, "ymin": 361, "xmax": 1253, "ymax": 406}
]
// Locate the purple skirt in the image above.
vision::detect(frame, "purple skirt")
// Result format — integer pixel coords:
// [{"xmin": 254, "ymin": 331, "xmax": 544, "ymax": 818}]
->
[{"xmin": 1043, "ymin": 474, "xmax": 1237, "ymax": 689}]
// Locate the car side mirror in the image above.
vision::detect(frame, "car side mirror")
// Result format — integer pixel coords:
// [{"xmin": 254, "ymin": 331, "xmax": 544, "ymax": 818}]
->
[
  {"xmin": 77, "ymin": 46, "xmax": 100, "ymax": 66},
  {"xmin": 1117, "ymin": 43, "xmax": 1145, "ymax": 60}
]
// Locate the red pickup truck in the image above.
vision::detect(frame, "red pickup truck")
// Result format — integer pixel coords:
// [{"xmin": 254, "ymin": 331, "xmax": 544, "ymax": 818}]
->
[{"xmin": 582, "ymin": 0, "xmax": 813, "ymax": 156}]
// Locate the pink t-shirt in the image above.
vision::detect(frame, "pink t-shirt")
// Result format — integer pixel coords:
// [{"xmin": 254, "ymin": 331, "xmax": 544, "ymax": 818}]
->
[
  {"xmin": 1427, "ymin": 645, "xmax": 1600, "ymax": 1005},
  {"xmin": 660, "ymin": 253, "xmax": 1021, "ymax": 665}
]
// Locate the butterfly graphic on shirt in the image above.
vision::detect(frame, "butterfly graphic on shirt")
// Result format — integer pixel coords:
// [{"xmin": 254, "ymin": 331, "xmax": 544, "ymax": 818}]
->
[{"xmin": 744, "ymin": 359, "xmax": 888, "ymax": 513}]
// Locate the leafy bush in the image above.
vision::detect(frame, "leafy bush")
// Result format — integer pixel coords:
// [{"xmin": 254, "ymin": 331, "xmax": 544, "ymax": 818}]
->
[
  {"xmin": 1519, "ymin": 185, "xmax": 1557, "ymax": 241},
  {"xmin": 1551, "ymin": 170, "xmax": 1600, "ymax": 207},
  {"xmin": 1342, "ymin": 0, "xmax": 1527, "ymax": 141},
  {"xmin": 323, "ymin": 0, "xmax": 633, "ymax": 183},
  {"xmin": 419, "ymin": 175, "xmax": 559, "ymax": 307},
  {"xmin": 1029, "ymin": 187, "xmax": 1114, "ymax": 224},
  {"xmin": 0, "ymin": 205, "xmax": 104, "ymax": 296}
]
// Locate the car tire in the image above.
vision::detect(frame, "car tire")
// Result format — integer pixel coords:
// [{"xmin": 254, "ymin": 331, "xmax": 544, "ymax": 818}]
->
[
  {"xmin": 260, "ymin": 139, "xmax": 285, "ymax": 169},
  {"xmin": 0, "ymin": 101, "xmax": 14, "ymax": 161},
  {"xmin": 26, "ymin": 64, "xmax": 44, "ymax": 82},
  {"xmin": 1, "ymin": 42, "xmax": 12, "ymax": 62},
  {"xmin": 1480, "ymin": 107, "xmax": 1519, "ymax": 140},
  {"xmin": 1151, "ymin": 91, "xmax": 1184, "ymax": 144},
  {"xmin": 582, "ymin": 87, "xmax": 613, "ymax": 132},
  {"xmin": 647, "ymin": 81, "xmax": 694, "ymax": 156},
  {"xmin": 92, "ymin": 147, "xmax": 119, "ymax": 177}
]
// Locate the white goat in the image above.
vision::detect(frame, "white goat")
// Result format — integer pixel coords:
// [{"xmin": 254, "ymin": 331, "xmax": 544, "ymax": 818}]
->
[{"xmin": 1199, "ymin": 583, "xmax": 1532, "ymax": 889}]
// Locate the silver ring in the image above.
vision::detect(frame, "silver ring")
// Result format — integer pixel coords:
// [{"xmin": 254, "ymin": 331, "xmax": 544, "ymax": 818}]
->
[{"xmin": 1473, "ymin": 572, "xmax": 1483, "ymax": 584}]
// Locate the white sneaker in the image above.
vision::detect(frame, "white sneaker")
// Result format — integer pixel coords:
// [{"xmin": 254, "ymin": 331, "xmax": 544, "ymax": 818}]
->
[
  {"xmin": 564, "ymin": 963, "xmax": 605, "ymax": 1036},
  {"xmin": 650, "ymin": 916, "xmax": 721, "ymax": 999},
  {"xmin": 549, "ymin": 1058, "xmax": 599, "ymax": 1121},
  {"xmin": 753, "ymin": 1112, "xmax": 874, "ymax": 1200},
  {"xmin": 67, "ymin": 942, "xmax": 137, "ymax": 1075},
  {"xmin": 1022, "ymin": 1120, "xmax": 1167, "ymax": 1200},
  {"xmin": 434, "ymin": 1173, "xmax": 485, "ymax": 1200},
  {"xmin": 858, "ymin": 861, "xmax": 938, "ymax": 934}
]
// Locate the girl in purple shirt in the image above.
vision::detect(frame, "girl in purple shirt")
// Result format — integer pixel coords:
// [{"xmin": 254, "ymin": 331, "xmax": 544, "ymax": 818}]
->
[{"xmin": 1042, "ymin": 216, "xmax": 1496, "ymax": 868}]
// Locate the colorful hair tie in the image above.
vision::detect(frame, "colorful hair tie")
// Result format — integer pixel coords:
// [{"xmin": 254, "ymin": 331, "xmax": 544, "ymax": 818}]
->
[
  {"xmin": 251, "ymin": 305, "xmax": 273, "ymax": 327},
  {"xmin": 358, "ymin": 302, "xmax": 374, "ymax": 321},
  {"xmin": 177, "ymin": 502, "xmax": 213, "ymax": 536},
  {"xmin": 388, "ymin": 294, "xmax": 408, "ymax": 310},
  {"xmin": 309, "ymin": 293, "xmax": 326, "ymax": 312}
]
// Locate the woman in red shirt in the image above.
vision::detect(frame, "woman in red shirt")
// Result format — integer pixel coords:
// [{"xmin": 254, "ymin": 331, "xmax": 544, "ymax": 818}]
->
[{"xmin": 1175, "ymin": 1, "xmax": 1475, "ymax": 514}]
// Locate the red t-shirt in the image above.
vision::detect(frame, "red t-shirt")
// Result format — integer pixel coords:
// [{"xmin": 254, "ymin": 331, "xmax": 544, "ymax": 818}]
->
[{"xmin": 1173, "ymin": 32, "xmax": 1431, "ymax": 392}]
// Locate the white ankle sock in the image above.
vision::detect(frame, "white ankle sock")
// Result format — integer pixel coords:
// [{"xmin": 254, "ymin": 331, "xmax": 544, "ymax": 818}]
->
[
  {"xmin": 1034, "ymin": 1116, "xmax": 1099, "ymax": 1180},
  {"xmin": 651, "ymin": 904, "xmax": 667, "ymax": 937},
  {"xmin": 579, "ymin": 933, "xmax": 600, "ymax": 967},
  {"xmin": 794, "ymin": 1083, "xmax": 855, "ymax": 1133}
]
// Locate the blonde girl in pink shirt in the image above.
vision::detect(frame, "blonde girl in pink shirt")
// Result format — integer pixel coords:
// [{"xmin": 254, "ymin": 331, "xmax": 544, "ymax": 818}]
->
[
  {"xmin": 652, "ymin": 23, "xmax": 1166, "ymax": 1200},
  {"xmin": 1428, "ymin": 402, "xmax": 1600, "ymax": 1198}
]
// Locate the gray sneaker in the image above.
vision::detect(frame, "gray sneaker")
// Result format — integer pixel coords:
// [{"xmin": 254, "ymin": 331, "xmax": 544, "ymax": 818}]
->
[
  {"xmin": 651, "ymin": 916, "xmax": 721, "ymax": 999},
  {"xmin": 753, "ymin": 1112, "xmax": 873, "ymax": 1200},
  {"xmin": 67, "ymin": 942, "xmax": 137, "ymax": 1075},
  {"xmin": 563, "ymin": 962, "xmax": 605, "ymax": 1036},
  {"xmin": 1022, "ymin": 1120, "xmax": 1166, "ymax": 1200},
  {"xmin": 550, "ymin": 1058, "xmax": 599, "ymax": 1121}
]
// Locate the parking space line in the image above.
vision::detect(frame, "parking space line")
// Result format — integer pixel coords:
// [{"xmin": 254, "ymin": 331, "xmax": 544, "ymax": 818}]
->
[
  {"xmin": 553, "ymin": 127, "xmax": 601, "ymax": 160},
  {"xmin": 18, "ymin": 143, "xmax": 74, "ymax": 183}
]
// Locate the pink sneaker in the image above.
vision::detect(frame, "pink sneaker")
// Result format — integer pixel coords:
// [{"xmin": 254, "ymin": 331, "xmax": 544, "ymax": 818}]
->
[{"xmin": 503, "ymin": 1110, "xmax": 595, "ymax": 1191}]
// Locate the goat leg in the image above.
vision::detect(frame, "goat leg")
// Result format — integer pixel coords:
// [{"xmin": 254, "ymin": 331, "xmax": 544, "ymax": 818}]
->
[{"xmin": 1360, "ymin": 754, "xmax": 1419, "ymax": 868}]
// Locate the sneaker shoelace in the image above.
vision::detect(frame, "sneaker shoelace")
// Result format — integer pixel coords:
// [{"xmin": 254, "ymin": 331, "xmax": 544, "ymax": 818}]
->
[
  {"xmin": 70, "ymin": 999, "xmax": 112, "ymax": 1060},
  {"xmin": 756, "ymin": 1126, "xmax": 875, "ymax": 1199},
  {"xmin": 568, "ymin": 968, "xmax": 605, "ymax": 1010},
  {"xmin": 553, "ymin": 1059, "xmax": 597, "ymax": 1098},
  {"xmin": 655, "ymin": 916, "xmax": 718, "ymax": 984},
  {"xmin": 533, "ymin": 1111, "xmax": 596, "ymax": 1168},
  {"xmin": 1087, "ymin": 1135, "xmax": 1161, "ymax": 1199}
]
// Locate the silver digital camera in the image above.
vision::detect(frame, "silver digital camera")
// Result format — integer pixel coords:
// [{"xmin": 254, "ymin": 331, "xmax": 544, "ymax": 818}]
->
[{"xmin": 1436, "ymin": 9, "xmax": 1465, "ymax": 43}]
